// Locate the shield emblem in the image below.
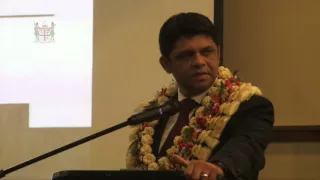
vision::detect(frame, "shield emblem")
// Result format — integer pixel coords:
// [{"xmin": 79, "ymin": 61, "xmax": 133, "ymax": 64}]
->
[{"xmin": 34, "ymin": 21, "xmax": 55, "ymax": 43}]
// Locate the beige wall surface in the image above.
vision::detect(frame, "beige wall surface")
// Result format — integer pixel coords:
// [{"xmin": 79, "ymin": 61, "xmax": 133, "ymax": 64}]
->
[
  {"xmin": 223, "ymin": 0, "xmax": 320, "ymax": 126},
  {"xmin": 260, "ymin": 142, "xmax": 320, "ymax": 180},
  {"xmin": 0, "ymin": 105, "xmax": 92, "ymax": 180},
  {"xmin": 0, "ymin": 1, "xmax": 214, "ymax": 179},
  {"xmin": 224, "ymin": 0, "xmax": 320, "ymax": 180},
  {"xmin": 2, "ymin": 1, "xmax": 319, "ymax": 180}
]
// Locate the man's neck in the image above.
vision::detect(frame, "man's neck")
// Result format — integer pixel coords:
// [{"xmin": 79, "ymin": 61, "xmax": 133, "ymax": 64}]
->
[{"xmin": 178, "ymin": 88, "xmax": 208, "ymax": 104}]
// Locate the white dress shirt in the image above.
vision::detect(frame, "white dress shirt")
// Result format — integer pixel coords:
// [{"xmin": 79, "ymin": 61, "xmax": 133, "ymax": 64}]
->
[{"xmin": 158, "ymin": 89, "xmax": 208, "ymax": 153}]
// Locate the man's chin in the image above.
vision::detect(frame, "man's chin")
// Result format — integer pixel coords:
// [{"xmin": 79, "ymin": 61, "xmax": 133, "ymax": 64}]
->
[
  {"xmin": 195, "ymin": 78, "xmax": 214, "ymax": 87},
  {"xmin": 190, "ymin": 80, "xmax": 214, "ymax": 94}
]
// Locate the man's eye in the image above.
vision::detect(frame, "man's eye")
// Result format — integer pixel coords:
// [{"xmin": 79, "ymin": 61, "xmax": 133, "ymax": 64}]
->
[
  {"xmin": 177, "ymin": 52, "xmax": 193, "ymax": 59},
  {"xmin": 202, "ymin": 49, "xmax": 214, "ymax": 56}
]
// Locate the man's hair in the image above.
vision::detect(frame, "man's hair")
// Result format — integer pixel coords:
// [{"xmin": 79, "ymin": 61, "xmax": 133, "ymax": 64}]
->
[{"xmin": 159, "ymin": 12, "xmax": 221, "ymax": 58}]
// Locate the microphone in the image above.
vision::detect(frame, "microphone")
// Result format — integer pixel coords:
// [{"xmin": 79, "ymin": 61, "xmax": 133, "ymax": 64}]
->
[
  {"xmin": 0, "ymin": 99, "xmax": 180, "ymax": 179},
  {"xmin": 127, "ymin": 99, "xmax": 180, "ymax": 125}
]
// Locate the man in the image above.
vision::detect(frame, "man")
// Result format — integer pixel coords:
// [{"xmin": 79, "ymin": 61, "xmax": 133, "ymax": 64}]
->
[{"xmin": 126, "ymin": 12, "xmax": 274, "ymax": 180}]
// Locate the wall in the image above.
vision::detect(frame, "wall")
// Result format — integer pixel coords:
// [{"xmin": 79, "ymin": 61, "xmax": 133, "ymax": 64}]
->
[
  {"xmin": 223, "ymin": 0, "xmax": 320, "ymax": 179},
  {"xmin": 223, "ymin": 0, "xmax": 320, "ymax": 126},
  {"xmin": 0, "ymin": 1, "xmax": 214, "ymax": 179}
]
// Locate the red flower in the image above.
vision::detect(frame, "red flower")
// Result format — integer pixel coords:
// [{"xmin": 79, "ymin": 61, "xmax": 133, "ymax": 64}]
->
[
  {"xmin": 225, "ymin": 80, "xmax": 233, "ymax": 89},
  {"xmin": 213, "ymin": 95, "xmax": 220, "ymax": 103},
  {"xmin": 143, "ymin": 123, "xmax": 148, "ymax": 128},
  {"xmin": 196, "ymin": 116, "xmax": 206, "ymax": 129},
  {"xmin": 179, "ymin": 143, "xmax": 186, "ymax": 150},
  {"xmin": 192, "ymin": 131, "xmax": 198, "ymax": 138},
  {"xmin": 225, "ymin": 80, "xmax": 231, "ymax": 86},
  {"xmin": 212, "ymin": 103, "xmax": 220, "ymax": 113},
  {"xmin": 187, "ymin": 142, "xmax": 193, "ymax": 148}
]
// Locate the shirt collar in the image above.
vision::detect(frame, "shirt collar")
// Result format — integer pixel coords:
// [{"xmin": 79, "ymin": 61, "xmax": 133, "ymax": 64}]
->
[
  {"xmin": 177, "ymin": 78, "xmax": 216, "ymax": 104},
  {"xmin": 177, "ymin": 88, "xmax": 208, "ymax": 104}
]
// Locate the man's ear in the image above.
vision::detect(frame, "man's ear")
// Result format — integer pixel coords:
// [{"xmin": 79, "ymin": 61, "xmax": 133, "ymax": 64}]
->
[{"xmin": 159, "ymin": 56, "xmax": 172, "ymax": 74}]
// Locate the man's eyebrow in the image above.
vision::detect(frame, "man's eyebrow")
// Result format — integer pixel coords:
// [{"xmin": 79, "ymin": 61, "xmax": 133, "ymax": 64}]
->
[
  {"xmin": 201, "ymin": 46, "xmax": 214, "ymax": 50},
  {"xmin": 174, "ymin": 49, "xmax": 194, "ymax": 56}
]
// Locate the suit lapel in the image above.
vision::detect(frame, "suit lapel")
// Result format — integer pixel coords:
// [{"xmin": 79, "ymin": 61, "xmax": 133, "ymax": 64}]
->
[
  {"xmin": 152, "ymin": 115, "xmax": 169, "ymax": 158},
  {"xmin": 152, "ymin": 94, "xmax": 178, "ymax": 158}
]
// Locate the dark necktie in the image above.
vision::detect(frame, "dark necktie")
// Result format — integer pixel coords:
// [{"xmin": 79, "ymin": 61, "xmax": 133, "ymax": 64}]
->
[{"xmin": 159, "ymin": 98, "xmax": 199, "ymax": 156}]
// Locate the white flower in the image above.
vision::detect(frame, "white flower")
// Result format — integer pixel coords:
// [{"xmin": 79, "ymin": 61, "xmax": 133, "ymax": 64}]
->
[
  {"xmin": 197, "ymin": 130, "xmax": 211, "ymax": 143},
  {"xmin": 232, "ymin": 85, "xmax": 240, "ymax": 92},
  {"xmin": 201, "ymin": 96, "xmax": 212, "ymax": 107},
  {"xmin": 198, "ymin": 146, "xmax": 212, "ymax": 161},
  {"xmin": 140, "ymin": 144, "xmax": 152, "ymax": 155},
  {"xmin": 191, "ymin": 145, "xmax": 201, "ymax": 158},
  {"xmin": 148, "ymin": 162, "xmax": 159, "ymax": 170},
  {"xmin": 207, "ymin": 117, "xmax": 218, "ymax": 130},
  {"xmin": 166, "ymin": 84, "xmax": 178, "ymax": 96},
  {"xmin": 236, "ymin": 84, "xmax": 262, "ymax": 101},
  {"xmin": 218, "ymin": 66, "xmax": 233, "ymax": 79},
  {"xmin": 142, "ymin": 127, "xmax": 154, "ymax": 136},
  {"xmin": 157, "ymin": 96, "xmax": 169, "ymax": 105},
  {"xmin": 192, "ymin": 145, "xmax": 212, "ymax": 161},
  {"xmin": 129, "ymin": 126, "xmax": 140, "ymax": 141},
  {"xmin": 158, "ymin": 157, "xmax": 171, "ymax": 169},
  {"xmin": 209, "ymin": 86, "xmax": 220, "ymax": 95},
  {"xmin": 210, "ymin": 116, "xmax": 230, "ymax": 138},
  {"xmin": 141, "ymin": 134, "xmax": 153, "ymax": 145},
  {"xmin": 204, "ymin": 136, "xmax": 219, "ymax": 149},
  {"xmin": 166, "ymin": 146, "xmax": 178, "ymax": 155},
  {"xmin": 220, "ymin": 101, "xmax": 240, "ymax": 116},
  {"xmin": 229, "ymin": 90, "xmax": 239, "ymax": 101},
  {"xmin": 195, "ymin": 106, "xmax": 205, "ymax": 116},
  {"xmin": 189, "ymin": 117, "xmax": 197, "ymax": 127},
  {"xmin": 214, "ymin": 79, "xmax": 223, "ymax": 86},
  {"xmin": 173, "ymin": 136, "xmax": 182, "ymax": 146},
  {"xmin": 143, "ymin": 153, "xmax": 156, "ymax": 165}
]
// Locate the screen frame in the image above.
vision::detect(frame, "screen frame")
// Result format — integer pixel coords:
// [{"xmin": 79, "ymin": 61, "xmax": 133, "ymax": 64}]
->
[{"xmin": 214, "ymin": 0, "xmax": 223, "ymax": 66}]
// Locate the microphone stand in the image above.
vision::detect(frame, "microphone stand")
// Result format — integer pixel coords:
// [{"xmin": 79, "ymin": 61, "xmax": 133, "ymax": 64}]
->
[
  {"xmin": 0, "ymin": 101, "xmax": 229, "ymax": 180},
  {"xmin": 0, "ymin": 121, "xmax": 129, "ymax": 179},
  {"xmin": 0, "ymin": 99, "xmax": 180, "ymax": 179}
]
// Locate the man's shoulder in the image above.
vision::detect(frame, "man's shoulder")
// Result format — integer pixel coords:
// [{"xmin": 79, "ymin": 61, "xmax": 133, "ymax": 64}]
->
[{"xmin": 236, "ymin": 95, "xmax": 274, "ymax": 115}]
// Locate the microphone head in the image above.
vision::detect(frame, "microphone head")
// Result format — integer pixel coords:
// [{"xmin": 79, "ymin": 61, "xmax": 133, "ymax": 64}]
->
[
  {"xmin": 159, "ymin": 99, "xmax": 180, "ymax": 117},
  {"xmin": 127, "ymin": 99, "xmax": 180, "ymax": 125}
]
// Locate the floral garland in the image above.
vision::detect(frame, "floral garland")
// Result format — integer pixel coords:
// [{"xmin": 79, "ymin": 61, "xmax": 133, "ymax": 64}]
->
[{"xmin": 126, "ymin": 66, "xmax": 262, "ymax": 171}]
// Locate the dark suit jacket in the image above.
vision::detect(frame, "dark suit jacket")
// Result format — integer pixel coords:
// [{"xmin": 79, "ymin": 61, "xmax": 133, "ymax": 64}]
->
[{"xmin": 151, "ymin": 95, "xmax": 275, "ymax": 180}]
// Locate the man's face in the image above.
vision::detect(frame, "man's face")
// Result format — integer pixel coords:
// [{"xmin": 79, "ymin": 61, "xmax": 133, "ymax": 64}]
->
[{"xmin": 160, "ymin": 35, "xmax": 220, "ymax": 97}]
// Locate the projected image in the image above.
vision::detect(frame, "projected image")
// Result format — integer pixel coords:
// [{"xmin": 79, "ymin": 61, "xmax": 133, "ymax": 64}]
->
[{"xmin": 0, "ymin": 0, "xmax": 93, "ymax": 128}]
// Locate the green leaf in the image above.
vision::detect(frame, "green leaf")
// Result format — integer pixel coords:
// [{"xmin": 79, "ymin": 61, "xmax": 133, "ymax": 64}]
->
[
  {"xmin": 219, "ymin": 83, "xmax": 225, "ymax": 97},
  {"xmin": 232, "ymin": 69, "xmax": 239, "ymax": 76}
]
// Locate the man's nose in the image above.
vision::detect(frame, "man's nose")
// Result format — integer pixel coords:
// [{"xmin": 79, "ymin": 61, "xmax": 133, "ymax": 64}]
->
[{"xmin": 192, "ymin": 53, "xmax": 206, "ymax": 66}]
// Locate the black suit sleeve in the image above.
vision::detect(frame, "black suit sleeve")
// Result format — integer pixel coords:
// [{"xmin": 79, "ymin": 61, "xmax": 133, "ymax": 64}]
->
[{"xmin": 209, "ymin": 95, "xmax": 275, "ymax": 180}]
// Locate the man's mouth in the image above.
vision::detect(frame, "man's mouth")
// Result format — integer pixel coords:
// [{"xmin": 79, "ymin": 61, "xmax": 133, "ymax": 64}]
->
[
  {"xmin": 193, "ymin": 72, "xmax": 210, "ymax": 80},
  {"xmin": 194, "ymin": 72, "xmax": 208, "ymax": 76}
]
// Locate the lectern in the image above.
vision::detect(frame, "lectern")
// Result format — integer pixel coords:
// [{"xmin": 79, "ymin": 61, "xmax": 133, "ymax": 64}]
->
[{"xmin": 52, "ymin": 170, "xmax": 186, "ymax": 180}]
